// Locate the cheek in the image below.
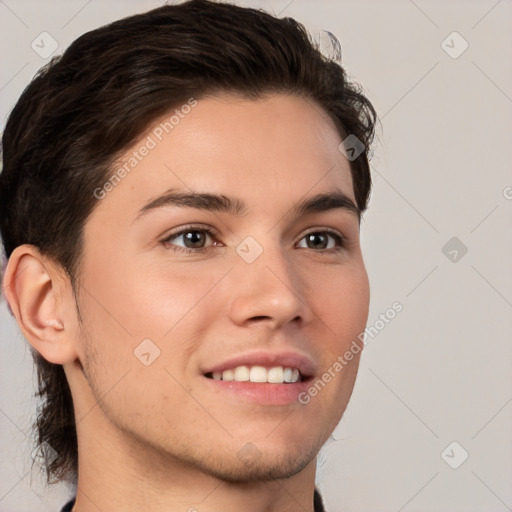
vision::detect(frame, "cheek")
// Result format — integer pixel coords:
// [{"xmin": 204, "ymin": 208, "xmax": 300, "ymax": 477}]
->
[
  {"xmin": 80, "ymin": 248, "xmax": 225, "ymax": 343},
  {"xmin": 311, "ymin": 262, "xmax": 370, "ymax": 344},
  {"xmin": 129, "ymin": 262, "xmax": 231, "ymax": 342},
  {"xmin": 303, "ymin": 265, "xmax": 369, "ymax": 432}
]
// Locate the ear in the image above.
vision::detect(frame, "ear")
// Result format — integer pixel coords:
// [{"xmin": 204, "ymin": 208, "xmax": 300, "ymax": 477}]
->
[{"xmin": 3, "ymin": 244, "xmax": 79, "ymax": 364}]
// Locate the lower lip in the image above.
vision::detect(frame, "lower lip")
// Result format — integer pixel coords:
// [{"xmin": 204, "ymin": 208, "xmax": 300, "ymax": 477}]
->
[{"xmin": 203, "ymin": 376, "xmax": 311, "ymax": 405}]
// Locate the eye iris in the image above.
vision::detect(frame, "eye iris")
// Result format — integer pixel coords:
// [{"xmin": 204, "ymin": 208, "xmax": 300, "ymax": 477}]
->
[
  {"xmin": 307, "ymin": 233, "xmax": 328, "ymax": 249},
  {"xmin": 184, "ymin": 230, "xmax": 205, "ymax": 248}
]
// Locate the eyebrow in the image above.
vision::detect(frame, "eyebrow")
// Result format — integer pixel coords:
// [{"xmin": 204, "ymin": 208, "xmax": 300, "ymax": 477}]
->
[{"xmin": 135, "ymin": 188, "xmax": 360, "ymax": 222}]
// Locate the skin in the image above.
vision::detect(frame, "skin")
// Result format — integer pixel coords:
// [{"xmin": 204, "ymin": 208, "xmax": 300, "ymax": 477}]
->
[{"xmin": 5, "ymin": 92, "xmax": 370, "ymax": 512}]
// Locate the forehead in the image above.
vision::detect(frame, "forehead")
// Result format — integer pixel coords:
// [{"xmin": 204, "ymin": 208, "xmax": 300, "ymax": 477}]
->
[{"xmin": 89, "ymin": 93, "xmax": 354, "ymax": 223}]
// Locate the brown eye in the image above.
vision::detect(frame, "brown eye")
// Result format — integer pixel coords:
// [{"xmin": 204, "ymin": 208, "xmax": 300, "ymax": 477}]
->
[
  {"xmin": 297, "ymin": 230, "xmax": 345, "ymax": 251},
  {"xmin": 162, "ymin": 226, "xmax": 218, "ymax": 254},
  {"xmin": 180, "ymin": 230, "xmax": 208, "ymax": 248},
  {"xmin": 305, "ymin": 233, "xmax": 329, "ymax": 250}
]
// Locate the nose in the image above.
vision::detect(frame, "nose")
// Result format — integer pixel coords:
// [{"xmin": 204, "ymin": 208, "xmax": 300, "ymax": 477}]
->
[{"xmin": 228, "ymin": 241, "xmax": 313, "ymax": 330}]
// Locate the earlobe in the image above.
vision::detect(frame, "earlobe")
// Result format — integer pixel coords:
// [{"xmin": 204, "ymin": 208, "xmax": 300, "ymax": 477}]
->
[{"xmin": 3, "ymin": 244, "xmax": 78, "ymax": 364}]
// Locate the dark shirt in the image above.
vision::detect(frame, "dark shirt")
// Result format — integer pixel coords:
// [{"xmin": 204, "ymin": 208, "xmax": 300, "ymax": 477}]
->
[
  {"xmin": 61, "ymin": 489, "xmax": 326, "ymax": 511},
  {"xmin": 60, "ymin": 499, "xmax": 74, "ymax": 512}
]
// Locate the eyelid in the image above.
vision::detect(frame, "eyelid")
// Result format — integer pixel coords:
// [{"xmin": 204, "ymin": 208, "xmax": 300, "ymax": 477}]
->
[
  {"xmin": 300, "ymin": 226, "xmax": 344, "ymax": 238},
  {"xmin": 161, "ymin": 223, "xmax": 219, "ymax": 242}
]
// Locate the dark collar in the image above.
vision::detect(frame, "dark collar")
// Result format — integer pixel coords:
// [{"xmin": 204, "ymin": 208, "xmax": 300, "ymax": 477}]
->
[
  {"xmin": 314, "ymin": 488, "xmax": 326, "ymax": 512},
  {"xmin": 62, "ymin": 490, "xmax": 326, "ymax": 512}
]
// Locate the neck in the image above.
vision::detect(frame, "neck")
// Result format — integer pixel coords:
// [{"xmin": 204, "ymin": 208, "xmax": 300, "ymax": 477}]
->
[{"xmin": 71, "ymin": 406, "xmax": 318, "ymax": 512}]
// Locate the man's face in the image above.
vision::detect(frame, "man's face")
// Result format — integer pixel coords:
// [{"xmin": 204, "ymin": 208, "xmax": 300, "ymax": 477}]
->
[{"xmin": 69, "ymin": 93, "xmax": 370, "ymax": 481}]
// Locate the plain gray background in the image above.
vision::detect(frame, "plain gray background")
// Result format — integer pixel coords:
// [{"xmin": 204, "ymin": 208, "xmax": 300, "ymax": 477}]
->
[{"xmin": 1, "ymin": 1, "xmax": 511, "ymax": 511}]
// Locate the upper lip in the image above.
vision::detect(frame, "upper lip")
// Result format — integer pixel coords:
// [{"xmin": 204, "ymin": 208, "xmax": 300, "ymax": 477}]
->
[{"xmin": 202, "ymin": 350, "xmax": 316, "ymax": 378}]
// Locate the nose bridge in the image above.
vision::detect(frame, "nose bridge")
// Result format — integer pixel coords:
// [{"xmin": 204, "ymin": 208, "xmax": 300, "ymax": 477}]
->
[
  {"xmin": 229, "ymin": 233, "xmax": 311, "ymax": 327},
  {"xmin": 239, "ymin": 233, "xmax": 298, "ymax": 288}
]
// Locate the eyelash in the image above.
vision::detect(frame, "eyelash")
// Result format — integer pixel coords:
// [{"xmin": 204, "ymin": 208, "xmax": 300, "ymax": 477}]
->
[{"xmin": 161, "ymin": 224, "xmax": 346, "ymax": 255}]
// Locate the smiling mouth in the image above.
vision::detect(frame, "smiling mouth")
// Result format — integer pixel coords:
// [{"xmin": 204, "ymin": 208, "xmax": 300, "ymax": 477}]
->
[{"xmin": 204, "ymin": 365, "xmax": 309, "ymax": 384}]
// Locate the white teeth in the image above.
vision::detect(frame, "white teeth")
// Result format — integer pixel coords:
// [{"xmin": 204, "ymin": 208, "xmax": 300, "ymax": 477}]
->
[
  {"xmin": 211, "ymin": 365, "xmax": 301, "ymax": 383},
  {"xmin": 234, "ymin": 365, "xmax": 250, "ymax": 381},
  {"xmin": 222, "ymin": 369, "xmax": 234, "ymax": 381},
  {"xmin": 249, "ymin": 366, "xmax": 267, "ymax": 383},
  {"xmin": 267, "ymin": 366, "xmax": 284, "ymax": 383}
]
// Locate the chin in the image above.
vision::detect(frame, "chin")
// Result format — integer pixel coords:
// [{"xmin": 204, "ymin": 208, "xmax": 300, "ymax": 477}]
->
[
  {"xmin": 205, "ymin": 452, "xmax": 313, "ymax": 483},
  {"xmin": 192, "ymin": 438, "xmax": 321, "ymax": 483}
]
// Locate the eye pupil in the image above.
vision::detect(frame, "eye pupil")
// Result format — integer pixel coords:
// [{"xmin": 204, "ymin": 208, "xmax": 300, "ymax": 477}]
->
[
  {"xmin": 184, "ymin": 230, "xmax": 205, "ymax": 247},
  {"xmin": 307, "ymin": 233, "xmax": 328, "ymax": 249}
]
